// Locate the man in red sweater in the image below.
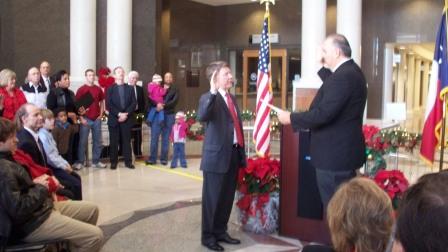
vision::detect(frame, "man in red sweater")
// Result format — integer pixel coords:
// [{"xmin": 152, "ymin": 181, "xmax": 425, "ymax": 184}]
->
[{"xmin": 74, "ymin": 69, "xmax": 106, "ymax": 169}]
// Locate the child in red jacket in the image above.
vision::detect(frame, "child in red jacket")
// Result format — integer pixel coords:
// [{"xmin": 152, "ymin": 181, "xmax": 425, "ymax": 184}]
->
[{"xmin": 170, "ymin": 111, "xmax": 188, "ymax": 168}]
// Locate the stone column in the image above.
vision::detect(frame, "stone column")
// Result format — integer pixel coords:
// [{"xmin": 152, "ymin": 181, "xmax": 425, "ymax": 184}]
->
[
  {"xmin": 107, "ymin": 0, "xmax": 133, "ymax": 75},
  {"xmin": 293, "ymin": 0, "xmax": 326, "ymax": 111},
  {"xmin": 337, "ymin": 0, "xmax": 362, "ymax": 65},
  {"xmin": 70, "ymin": 0, "xmax": 96, "ymax": 92},
  {"xmin": 299, "ymin": 0, "xmax": 327, "ymax": 88}
]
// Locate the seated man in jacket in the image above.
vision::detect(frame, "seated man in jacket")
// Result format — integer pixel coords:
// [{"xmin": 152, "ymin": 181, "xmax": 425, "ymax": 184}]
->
[{"xmin": 0, "ymin": 117, "xmax": 104, "ymax": 251}]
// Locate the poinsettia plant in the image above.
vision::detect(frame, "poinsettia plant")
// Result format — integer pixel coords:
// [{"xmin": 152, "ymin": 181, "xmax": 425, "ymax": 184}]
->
[
  {"xmin": 373, "ymin": 169, "xmax": 409, "ymax": 209},
  {"xmin": 236, "ymin": 156, "xmax": 280, "ymax": 232},
  {"xmin": 237, "ymin": 157, "xmax": 280, "ymax": 195},
  {"xmin": 185, "ymin": 110, "xmax": 204, "ymax": 141}
]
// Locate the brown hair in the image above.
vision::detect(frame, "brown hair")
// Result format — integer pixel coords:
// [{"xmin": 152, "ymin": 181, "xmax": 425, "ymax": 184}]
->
[
  {"xmin": 84, "ymin": 68, "xmax": 95, "ymax": 76},
  {"xmin": 206, "ymin": 61, "xmax": 229, "ymax": 83},
  {"xmin": 327, "ymin": 177, "xmax": 394, "ymax": 252},
  {"xmin": 396, "ymin": 171, "xmax": 448, "ymax": 252},
  {"xmin": 0, "ymin": 68, "xmax": 17, "ymax": 87},
  {"xmin": 40, "ymin": 109, "xmax": 54, "ymax": 120},
  {"xmin": 0, "ymin": 117, "xmax": 17, "ymax": 142}
]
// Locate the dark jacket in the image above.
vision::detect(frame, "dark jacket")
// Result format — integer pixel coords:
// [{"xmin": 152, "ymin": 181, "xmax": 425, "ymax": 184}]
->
[
  {"xmin": 197, "ymin": 92, "xmax": 246, "ymax": 173},
  {"xmin": 0, "ymin": 152, "xmax": 53, "ymax": 240},
  {"xmin": 106, "ymin": 83, "xmax": 137, "ymax": 127},
  {"xmin": 130, "ymin": 84, "xmax": 145, "ymax": 114},
  {"xmin": 46, "ymin": 87, "xmax": 76, "ymax": 115},
  {"xmin": 0, "ymin": 205, "xmax": 11, "ymax": 249},
  {"xmin": 16, "ymin": 128, "xmax": 47, "ymax": 167},
  {"xmin": 147, "ymin": 84, "xmax": 179, "ymax": 115},
  {"xmin": 39, "ymin": 76, "xmax": 55, "ymax": 90},
  {"xmin": 291, "ymin": 59, "xmax": 367, "ymax": 172}
]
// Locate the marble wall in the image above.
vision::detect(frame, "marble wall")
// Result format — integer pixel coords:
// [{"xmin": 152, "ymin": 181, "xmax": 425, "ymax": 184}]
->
[{"xmin": 0, "ymin": 0, "xmax": 70, "ymax": 82}]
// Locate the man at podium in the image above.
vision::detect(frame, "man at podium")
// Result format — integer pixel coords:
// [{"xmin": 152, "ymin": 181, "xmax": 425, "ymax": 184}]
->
[{"xmin": 277, "ymin": 34, "xmax": 367, "ymax": 207}]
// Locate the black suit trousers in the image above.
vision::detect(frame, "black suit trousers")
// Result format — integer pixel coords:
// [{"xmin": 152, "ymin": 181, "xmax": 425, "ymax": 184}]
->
[
  {"xmin": 109, "ymin": 122, "xmax": 133, "ymax": 165},
  {"xmin": 315, "ymin": 168, "xmax": 356, "ymax": 208},
  {"xmin": 201, "ymin": 146, "xmax": 240, "ymax": 243},
  {"xmin": 131, "ymin": 123, "xmax": 143, "ymax": 156}
]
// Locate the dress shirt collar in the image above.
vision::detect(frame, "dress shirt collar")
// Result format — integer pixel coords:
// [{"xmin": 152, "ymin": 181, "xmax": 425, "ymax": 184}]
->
[
  {"xmin": 218, "ymin": 88, "xmax": 228, "ymax": 100},
  {"xmin": 24, "ymin": 126, "xmax": 39, "ymax": 142}
]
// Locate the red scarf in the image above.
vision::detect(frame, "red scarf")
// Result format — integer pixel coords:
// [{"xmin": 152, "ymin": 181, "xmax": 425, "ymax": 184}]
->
[{"xmin": 13, "ymin": 149, "xmax": 60, "ymax": 197}]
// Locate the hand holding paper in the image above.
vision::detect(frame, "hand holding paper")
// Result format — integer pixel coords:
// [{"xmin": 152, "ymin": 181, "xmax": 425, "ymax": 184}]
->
[
  {"xmin": 260, "ymin": 98, "xmax": 282, "ymax": 113},
  {"xmin": 260, "ymin": 98, "xmax": 291, "ymax": 125}
]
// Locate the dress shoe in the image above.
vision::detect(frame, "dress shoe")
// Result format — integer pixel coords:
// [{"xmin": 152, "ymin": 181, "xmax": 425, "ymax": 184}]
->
[
  {"xmin": 217, "ymin": 234, "xmax": 240, "ymax": 245},
  {"xmin": 160, "ymin": 160, "xmax": 168, "ymax": 165},
  {"xmin": 110, "ymin": 164, "xmax": 117, "ymax": 170},
  {"xmin": 202, "ymin": 241, "xmax": 224, "ymax": 251},
  {"xmin": 125, "ymin": 164, "xmax": 135, "ymax": 169}
]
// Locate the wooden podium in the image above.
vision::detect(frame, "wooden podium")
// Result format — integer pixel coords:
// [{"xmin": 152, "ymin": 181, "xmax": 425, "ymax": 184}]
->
[
  {"xmin": 279, "ymin": 125, "xmax": 330, "ymax": 244},
  {"xmin": 279, "ymin": 87, "xmax": 331, "ymax": 244}
]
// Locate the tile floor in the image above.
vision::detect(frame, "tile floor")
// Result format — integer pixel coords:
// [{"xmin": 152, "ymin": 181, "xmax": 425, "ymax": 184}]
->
[{"xmin": 78, "ymin": 145, "xmax": 436, "ymax": 251}]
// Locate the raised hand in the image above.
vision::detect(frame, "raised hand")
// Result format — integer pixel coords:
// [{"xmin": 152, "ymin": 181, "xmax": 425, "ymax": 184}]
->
[{"xmin": 210, "ymin": 70, "xmax": 217, "ymax": 92}]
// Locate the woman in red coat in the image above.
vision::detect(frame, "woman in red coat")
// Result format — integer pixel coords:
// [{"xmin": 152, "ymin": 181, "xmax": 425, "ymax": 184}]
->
[{"xmin": 0, "ymin": 69, "xmax": 27, "ymax": 120}]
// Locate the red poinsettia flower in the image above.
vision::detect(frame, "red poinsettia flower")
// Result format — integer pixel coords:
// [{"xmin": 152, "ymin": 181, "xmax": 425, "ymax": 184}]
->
[
  {"xmin": 254, "ymin": 160, "xmax": 270, "ymax": 180},
  {"xmin": 237, "ymin": 156, "xmax": 280, "ymax": 195},
  {"xmin": 374, "ymin": 170, "xmax": 409, "ymax": 200}
]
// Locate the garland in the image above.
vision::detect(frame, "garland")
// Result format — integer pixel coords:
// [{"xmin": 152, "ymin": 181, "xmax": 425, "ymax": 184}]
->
[{"xmin": 363, "ymin": 125, "xmax": 421, "ymax": 176}]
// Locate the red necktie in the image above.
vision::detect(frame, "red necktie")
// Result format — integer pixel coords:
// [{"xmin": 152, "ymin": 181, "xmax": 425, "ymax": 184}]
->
[{"xmin": 226, "ymin": 93, "xmax": 244, "ymax": 147}]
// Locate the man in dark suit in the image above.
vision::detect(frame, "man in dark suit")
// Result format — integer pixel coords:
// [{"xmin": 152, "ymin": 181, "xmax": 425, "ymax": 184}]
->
[
  {"xmin": 15, "ymin": 103, "xmax": 47, "ymax": 167},
  {"xmin": 128, "ymin": 71, "xmax": 145, "ymax": 158},
  {"xmin": 198, "ymin": 61, "xmax": 246, "ymax": 251},
  {"xmin": 39, "ymin": 61, "xmax": 55, "ymax": 90},
  {"xmin": 106, "ymin": 67, "xmax": 137, "ymax": 170},
  {"xmin": 277, "ymin": 34, "xmax": 367, "ymax": 208}
]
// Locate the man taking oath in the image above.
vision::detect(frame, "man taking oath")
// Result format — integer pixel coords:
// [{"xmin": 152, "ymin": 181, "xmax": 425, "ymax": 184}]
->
[{"xmin": 198, "ymin": 61, "xmax": 246, "ymax": 251}]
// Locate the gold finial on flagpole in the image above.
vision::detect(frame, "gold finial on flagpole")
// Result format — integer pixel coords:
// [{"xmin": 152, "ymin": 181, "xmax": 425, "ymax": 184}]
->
[{"xmin": 260, "ymin": 0, "xmax": 275, "ymax": 11}]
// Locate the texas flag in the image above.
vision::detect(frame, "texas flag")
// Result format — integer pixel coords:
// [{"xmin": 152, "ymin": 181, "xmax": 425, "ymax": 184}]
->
[{"xmin": 420, "ymin": 11, "xmax": 448, "ymax": 164}]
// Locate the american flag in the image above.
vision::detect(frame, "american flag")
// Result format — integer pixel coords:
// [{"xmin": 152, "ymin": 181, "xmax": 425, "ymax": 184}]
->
[
  {"xmin": 420, "ymin": 10, "xmax": 448, "ymax": 164},
  {"xmin": 253, "ymin": 11, "xmax": 273, "ymax": 157}
]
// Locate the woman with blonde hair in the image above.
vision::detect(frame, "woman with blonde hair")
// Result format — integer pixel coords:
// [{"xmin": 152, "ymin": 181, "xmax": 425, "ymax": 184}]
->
[
  {"xmin": 330, "ymin": 177, "xmax": 393, "ymax": 252},
  {"xmin": 0, "ymin": 69, "xmax": 27, "ymax": 120},
  {"xmin": 303, "ymin": 177, "xmax": 394, "ymax": 252}
]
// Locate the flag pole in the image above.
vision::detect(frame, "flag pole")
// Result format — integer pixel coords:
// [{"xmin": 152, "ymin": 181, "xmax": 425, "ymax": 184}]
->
[
  {"xmin": 440, "ymin": 1, "xmax": 448, "ymax": 172},
  {"xmin": 440, "ymin": 95, "xmax": 447, "ymax": 172},
  {"xmin": 260, "ymin": 0, "xmax": 275, "ymax": 10}
]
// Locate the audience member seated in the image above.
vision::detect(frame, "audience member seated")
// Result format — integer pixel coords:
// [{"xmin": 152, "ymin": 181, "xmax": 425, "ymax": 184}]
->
[
  {"xmin": 0, "ymin": 68, "xmax": 27, "ymax": 120},
  {"xmin": 0, "ymin": 117, "xmax": 104, "ymax": 251},
  {"xmin": 39, "ymin": 109, "xmax": 83, "ymax": 200},
  {"xmin": 302, "ymin": 177, "xmax": 394, "ymax": 252},
  {"xmin": 393, "ymin": 171, "xmax": 448, "ymax": 252},
  {"xmin": 11, "ymin": 148, "xmax": 71, "ymax": 201},
  {"xmin": 15, "ymin": 103, "xmax": 49, "ymax": 167}
]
